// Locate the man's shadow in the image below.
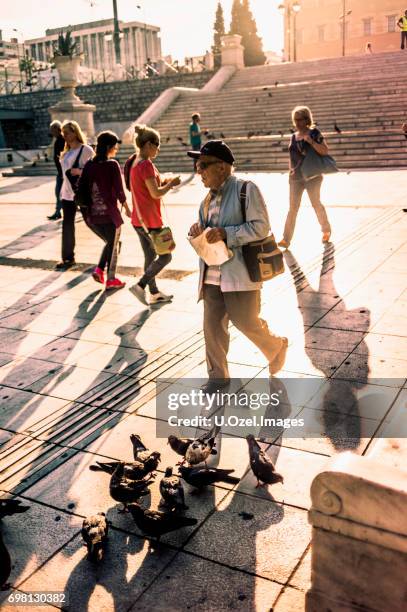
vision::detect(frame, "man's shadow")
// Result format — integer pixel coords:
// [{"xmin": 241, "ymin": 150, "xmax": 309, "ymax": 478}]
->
[{"xmin": 284, "ymin": 244, "xmax": 370, "ymax": 450}]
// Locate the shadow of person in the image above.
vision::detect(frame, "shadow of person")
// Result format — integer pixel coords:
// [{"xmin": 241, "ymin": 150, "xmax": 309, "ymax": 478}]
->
[
  {"xmin": 284, "ymin": 244, "xmax": 371, "ymax": 451},
  {"xmin": 0, "ymin": 220, "xmax": 61, "ymax": 258}
]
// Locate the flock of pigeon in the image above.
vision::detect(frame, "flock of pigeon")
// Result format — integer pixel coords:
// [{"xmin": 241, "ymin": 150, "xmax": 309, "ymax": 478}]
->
[
  {"xmin": 82, "ymin": 431, "xmax": 284, "ymax": 563},
  {"xmin": 0, "ymin": 431, "xmax": 284, "ymax": 586}
]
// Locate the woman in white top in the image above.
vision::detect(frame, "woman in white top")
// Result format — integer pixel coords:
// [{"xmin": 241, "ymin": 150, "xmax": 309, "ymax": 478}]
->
[{"xmin": 56, "ymin": 120, "xmax": 94, "ymax": 270}]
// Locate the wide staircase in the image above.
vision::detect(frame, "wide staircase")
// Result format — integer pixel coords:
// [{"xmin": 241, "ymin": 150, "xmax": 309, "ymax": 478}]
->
[{"xmin": 141, "ymin": 51, "xmax": 407, "ymax": 173}]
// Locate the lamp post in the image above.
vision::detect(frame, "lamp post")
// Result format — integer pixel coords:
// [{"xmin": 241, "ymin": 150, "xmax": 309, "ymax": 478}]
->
[
  {"xmin": 112, "ymin": 0, "xmax": 121, "ymax": 65},
  {"xmin": 12, "ymin": 29, "xmax": 24, "ymax": 84},
  {"xmin": 136, "ymin": 4, "xmax": 149, "ymax": 71},
  {"xmin": 339, "ymin": 0, "xmax": 352, "ymax": 57},
  {"xmin": 278, "ymin": 2, "xmax": 301, "ymax": 62}
]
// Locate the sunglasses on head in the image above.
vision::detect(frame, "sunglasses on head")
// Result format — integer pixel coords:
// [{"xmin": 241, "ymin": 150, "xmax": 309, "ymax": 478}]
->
[{"xmin": 196, "ymin": 160, "xmax": 222, "ymax": 170}]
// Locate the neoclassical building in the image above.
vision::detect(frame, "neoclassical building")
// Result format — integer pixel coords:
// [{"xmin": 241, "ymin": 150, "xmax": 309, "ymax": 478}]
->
[
  {"xmin": 281, "ymin": 0, "xmax": 405, "ymax": 61},
  {"xmin": 25, "ymin": 18, "xmax": 161, "ymax": 72}
]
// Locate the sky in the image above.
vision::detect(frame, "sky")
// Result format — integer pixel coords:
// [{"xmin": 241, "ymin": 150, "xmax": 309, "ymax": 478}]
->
[{"xmin": 1, "ymin": 0, "xmax": 284, "ymax": 61}]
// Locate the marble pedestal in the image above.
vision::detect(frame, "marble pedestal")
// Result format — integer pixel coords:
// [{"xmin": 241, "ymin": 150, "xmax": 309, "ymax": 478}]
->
[
  {"xmin": 49, "ymin": 100, "xmax": 96, "ymax": 141},
  {"xmin": 307, "ymin": 453, "xmax": 407, "ymax": 612}
]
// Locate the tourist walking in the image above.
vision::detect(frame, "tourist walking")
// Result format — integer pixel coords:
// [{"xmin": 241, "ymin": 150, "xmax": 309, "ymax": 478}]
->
[
  {"xmin": 398, "ymin": 10, "xmax": 407, "ymax": 49},
  {"xmin": 278, "ymin": 106, "xmax": 331, "ymax": 249},
  {"xmin": 129, "ymin": 124, "xmax": 180, "ymax": 305},
  {"xmin": 187, "ymin": 140, "xmax": 288, "ymax": 395},
  {"xmin": 78, "ymin": 131, "xmax": 131, "ymax": 290},
  {"xmin": 47, "ymin": 120, "xmax": 65, "ymax": 221},
  {"xmin": 189, "ymin": 113, "xmax": 202, "ymax": 171},
  {"xmin": 56, "ymin": 120, "xmax": 94, "ymax": 270}
]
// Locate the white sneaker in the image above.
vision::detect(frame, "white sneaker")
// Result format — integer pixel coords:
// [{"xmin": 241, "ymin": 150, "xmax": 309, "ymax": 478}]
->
[
  {"xmin": 130, "ymin": 284, "xmax": 148, "ymax": 305},
  {"xmin": 149, "ymin": 291, "xmax": 173, "ymax": 304}
]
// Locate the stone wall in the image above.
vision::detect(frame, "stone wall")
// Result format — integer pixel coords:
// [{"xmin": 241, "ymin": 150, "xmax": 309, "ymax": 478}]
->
[{"xmin": 0, "ymin": 71, "xmax": 214, "ymax": 149}]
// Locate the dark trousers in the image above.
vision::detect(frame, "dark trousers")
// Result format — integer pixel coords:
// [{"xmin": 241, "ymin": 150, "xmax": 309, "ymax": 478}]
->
[
  {"xmin": 134, "ymin": 226, "xmax": 172, "ymax": 293},
  {"xmin": 401, "ymin": 31, "xmax": 407, "ymax": 49},
  {"xmin": 283, "ymin": 175, "xmax": 331, "ymax": 243},
  {"xmin": 61, "ymin": 199, "xmax": 77, "ymax": 262},
  {"xmin": 89, "ymin": 222, "xmax": 121, "ymax": 280},
  {"xmin": 55, "ymin": 174, "xmax": 63, "ymax": 215},
  {"xmin": 203, "ymin": 284, "xmax": 283, "ymax": 380}
]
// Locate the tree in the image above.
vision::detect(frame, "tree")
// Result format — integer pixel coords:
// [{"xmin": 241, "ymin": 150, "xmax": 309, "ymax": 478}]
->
[
  {"xmin": 229, "ymin": 0, "xmax": 244, "ymax": 36},
  {"xmin": 239, "ymin": 0, "xmax": 266, "ymax": 66},
  {"xmin": 212, "ymin": 1, "xmax": 225, "ymax": 69}
]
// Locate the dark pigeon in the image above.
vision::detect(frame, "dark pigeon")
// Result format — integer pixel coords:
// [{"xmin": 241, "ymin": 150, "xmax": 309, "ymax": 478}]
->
[
  {"xmin": 246, "ymin": 434, "xmax": 284, "ymax": 488},
  {"xmin": 128, "ymin": 503, "xmax": 198, "ymax": 541},
  {"xmin": 178, "ymin": 466, "xmax": 240, "ymax": 489},
  {"xmin": 159, "ymin": 467, "xmax": 188, "ymax": 511},
  {"xmin": 109, "ymin": 462, "xmax": 153, "ymax": 512},
  {"xmin": 130, "ymin": 434, "xmax": 150, "ymax": 463}
]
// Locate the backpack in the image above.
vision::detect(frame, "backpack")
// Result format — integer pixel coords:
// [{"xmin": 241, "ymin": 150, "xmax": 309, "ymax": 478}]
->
[{"xmin": 123, "ymin": 152, "xmax": 137, "ymax": 190}]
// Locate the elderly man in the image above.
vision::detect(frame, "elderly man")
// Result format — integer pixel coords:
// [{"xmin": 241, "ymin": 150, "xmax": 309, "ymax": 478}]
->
[
  {"xmin": 47, "ymin": 120, "xmax": 65, "ymax": 221},
  {"xmin": 188, "ymin": 140, "xmax": 288, "ymax": 395}
]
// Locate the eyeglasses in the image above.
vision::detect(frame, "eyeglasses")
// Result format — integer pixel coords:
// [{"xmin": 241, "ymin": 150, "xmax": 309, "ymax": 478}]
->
[
  {"xmin": 196, "ymin": 160, "xmax": 222, "ymax": 171},
  {"xmin": 149, "ymin": 140, "xmax": 160, "ymax": 147}
]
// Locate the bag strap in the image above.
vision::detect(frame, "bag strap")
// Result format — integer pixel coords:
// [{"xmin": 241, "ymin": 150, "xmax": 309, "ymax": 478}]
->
[
  {"xmin": 72, "ymin": 145, "xmax": 84, "ymax": 169},
  {"xmin": 239, "ymin": 181, "xmax": 249, "ymax": 223}
]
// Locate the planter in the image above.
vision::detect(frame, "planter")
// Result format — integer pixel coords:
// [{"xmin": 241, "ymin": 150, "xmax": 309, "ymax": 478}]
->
[{"xmin": 53, "ymin": 55, "xmax": 82, "ymax": 101}]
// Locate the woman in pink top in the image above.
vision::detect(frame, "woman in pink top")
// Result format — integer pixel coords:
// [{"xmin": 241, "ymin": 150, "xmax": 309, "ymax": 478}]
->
[{"xmin": 129, "ymin": 124, "xmax": 180, "ymax": 305}]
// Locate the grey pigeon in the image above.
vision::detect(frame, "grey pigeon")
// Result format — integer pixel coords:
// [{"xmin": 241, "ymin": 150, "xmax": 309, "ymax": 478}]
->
[
  {"xmin": 159, "ymin": 467, "xmax": 188, "ymax": 511},
  {"xmin": 246, "ymin": 434, "xmax": 284, "ymax": 487},
  {"xmin": 0, "ymin": 499, "xmax": 30, "ymax": 520},
  {"xmin": 168, "ymin": 428, "xmax": 218, "ymax": 466},
  {"xmin": 178, "ymin": 466, "xmax": 239, "ymax": 489},
  {"xmin": 130, "ymin": 434, "xmax": 151, "ymax": 463},
  {"xmin": 109, "ymin": 462, "xmax": 153, "ymax": 512},
  {"xmin": 128, "ymin": 503, "xmax": 198, "ymax": 541},
  {"xmin": 185, "ymin": 425, "xmax": 218, "ymax": 467},
  {"xmin": 81, "ymin": 512, "xmax": 108, "ymax": 562}
]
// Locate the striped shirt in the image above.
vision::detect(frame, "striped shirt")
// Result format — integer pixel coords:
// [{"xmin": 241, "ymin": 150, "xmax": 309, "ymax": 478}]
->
[{"xmin": 203, "ymin": 187, "xmax": 224, "ymax": 286}]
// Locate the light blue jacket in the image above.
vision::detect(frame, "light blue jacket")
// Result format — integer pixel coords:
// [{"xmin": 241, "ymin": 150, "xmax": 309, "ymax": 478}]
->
[{"xmin": 197, "ymin": 175, "xmax": 271, "ymax": 300}]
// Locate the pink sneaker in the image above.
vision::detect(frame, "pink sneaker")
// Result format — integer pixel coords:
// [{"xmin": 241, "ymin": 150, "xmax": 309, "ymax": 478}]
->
[
  {"xmin": 106, "ymin": 277, "xmax": 126, "ymax": 290},
  {"xmin": 92, "ymin": 267, "xmax": 105, "ymax": 284}
]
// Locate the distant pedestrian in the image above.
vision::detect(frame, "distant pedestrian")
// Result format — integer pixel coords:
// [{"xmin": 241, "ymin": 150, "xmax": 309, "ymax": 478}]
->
[
  {"xmin": 365, "ymin": 42, "xmax": 373, "ymax": 53},
  {"xmin": 190, "ymin": 113, "xmax": 202, "ymax": 171},
  {"xmin": 78, "ymin": 131, "xmax": 131, "ymax": 290},
  {"xmin": 398, "ymin": 10, "xmax": 407, "ymax": 49},
  {"xmin": 55, "ymin": 120, "xmax": 94, "ymax": 270},
  {"xmin": 47, "ymin": 120, "xmax": 65, "ymax": 221},
  {"xmin": 278, "ymin": 106, "xmax": 331, "ymax": 249},
  {"xmin": 129, "ymin": 124, "xmax": 180, "ymax": 305}
]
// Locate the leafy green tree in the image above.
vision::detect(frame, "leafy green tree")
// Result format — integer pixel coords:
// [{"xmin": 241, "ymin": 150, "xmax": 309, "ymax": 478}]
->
[
  {"xmin": 212, "ymin": 1, "xmax": 225, "ymax": 69},
  {"xmin": 240, "ymin": 0, "xmax": 266, "ymax": 66}
]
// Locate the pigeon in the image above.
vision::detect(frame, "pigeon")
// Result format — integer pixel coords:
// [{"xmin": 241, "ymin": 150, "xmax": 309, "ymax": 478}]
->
[
  {"xmin": 0, "ymin": 499, "xmax": 30, "ymax": 520},
  {"xmin": 262, "ymin": 86, "xmax": 268, "ymax": 91},
  {"xmin": 168, "ymin": 429, "xmax": 218, "ymax": 466},
  {"xmin": 109, "ymin": 462, "xmax": 154, "ymax": 512},
  {"xmin": 81, "ymin": 513, "xmax": 108, "ymax": 562},
  {"xmin": 334, "ymin": 121, "xmax": 342, "ymax": 134},
  {"xmin": 247, "ymin": 131, "xmax": 255, "ymax": 138},
  {"xmin": 275, "ymin": 80, "xmax": 279, "ymax": 87},
  {"xmin": 246, "ymin": 434, "xmax": 284, "ymax": 488},
  {"xmin": 268, "ymin": 92, "xmax": 273, "ymax": 97},
  {"xmin": 0, "ymin": 531, "xmax": 11, "ymax": 590},
  {"xmin": 90, "ymin": 452, "xmax": 161, "ymax": 480},
  {"xmin": 176, "ymin": 136, "xmax": 183, "ymax": 142},
  {"xmin": 159, "ymin": 467, "xmax": 188, "ymax": 511},
  {"xmin": 178, "ymin": 466, "xmax": 240, "ymax": 489},
  {"xmin": 181, "ymin": 141, "xmax": 189, "ymax": 147},
  {"xmin": 220, "ymin": 132, "xmax": 225, "ymax": 139},
  {"xmin": 127, "ymin": 503, "xmax": 198, "ymax": 541},
  {"xmin": 165, "ymin": 136, "xmax": 170, "ymax": 143},
  {"xmin": 185, "ymin": 425, "xmax": 218, "ymax": 467},
  {"xmin": 130, "ymin": 434, "xmax": 151, "ymax": 463}
]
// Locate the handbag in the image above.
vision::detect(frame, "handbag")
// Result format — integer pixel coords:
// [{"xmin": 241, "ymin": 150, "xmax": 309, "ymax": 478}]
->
[
  {"xmin": 133, "ymin": 172, "xmax": 175, "ymax": 255},
  {"xmin": 65, "ymin": 145, "xmax": 84, "ymax": 195},
  {"xmin": 300, "ymin": 145, "xmax": 338, "ymax": 181},
  {"xmin": 240, "ymin": 182, "xmax": 285, "ymax": 282}
]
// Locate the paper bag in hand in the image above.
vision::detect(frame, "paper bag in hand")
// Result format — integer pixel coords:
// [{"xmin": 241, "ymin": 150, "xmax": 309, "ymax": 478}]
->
[{"xmin": 188, "ymin": 228, "xmax": 233, "ymax": 266}]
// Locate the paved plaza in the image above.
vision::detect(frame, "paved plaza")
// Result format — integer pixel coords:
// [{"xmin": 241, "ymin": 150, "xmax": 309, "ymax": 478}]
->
[{"xmin": 0, "ymin": 170, "xmax": 406, "ymax": 611}]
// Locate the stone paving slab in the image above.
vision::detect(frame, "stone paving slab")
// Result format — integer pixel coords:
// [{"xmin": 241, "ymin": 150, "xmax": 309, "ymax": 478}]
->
[
  {"xmin": 0, "ymin": 387, "xmax": 69, "ymax": 433},
  {"xmin": 131, "ymin": 551, "xmax": 282, "ymax": 611},
  {"xmin": 184, "ymin": 491, "xmax": 311, "ymax": 583},
  {"xmin": 0, "ymin": 495, "xmax": 81, "ymax": 596},
  {"xmin": 15, "ymin": 530, "xmax": 177, "ymax": 612}
]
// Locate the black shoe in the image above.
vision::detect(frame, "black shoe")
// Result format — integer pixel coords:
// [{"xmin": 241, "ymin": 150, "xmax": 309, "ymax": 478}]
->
[
  {"xmin": 55, "ymin": 259, "xmax": 75, "ymax": 270},
  {"xmin": 47, "ymin": 213, "xmax": 62, "ymax": 220},
  {"xmin": 200, "ymin": 379, "xmax": 230, "ymax": 395}
]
